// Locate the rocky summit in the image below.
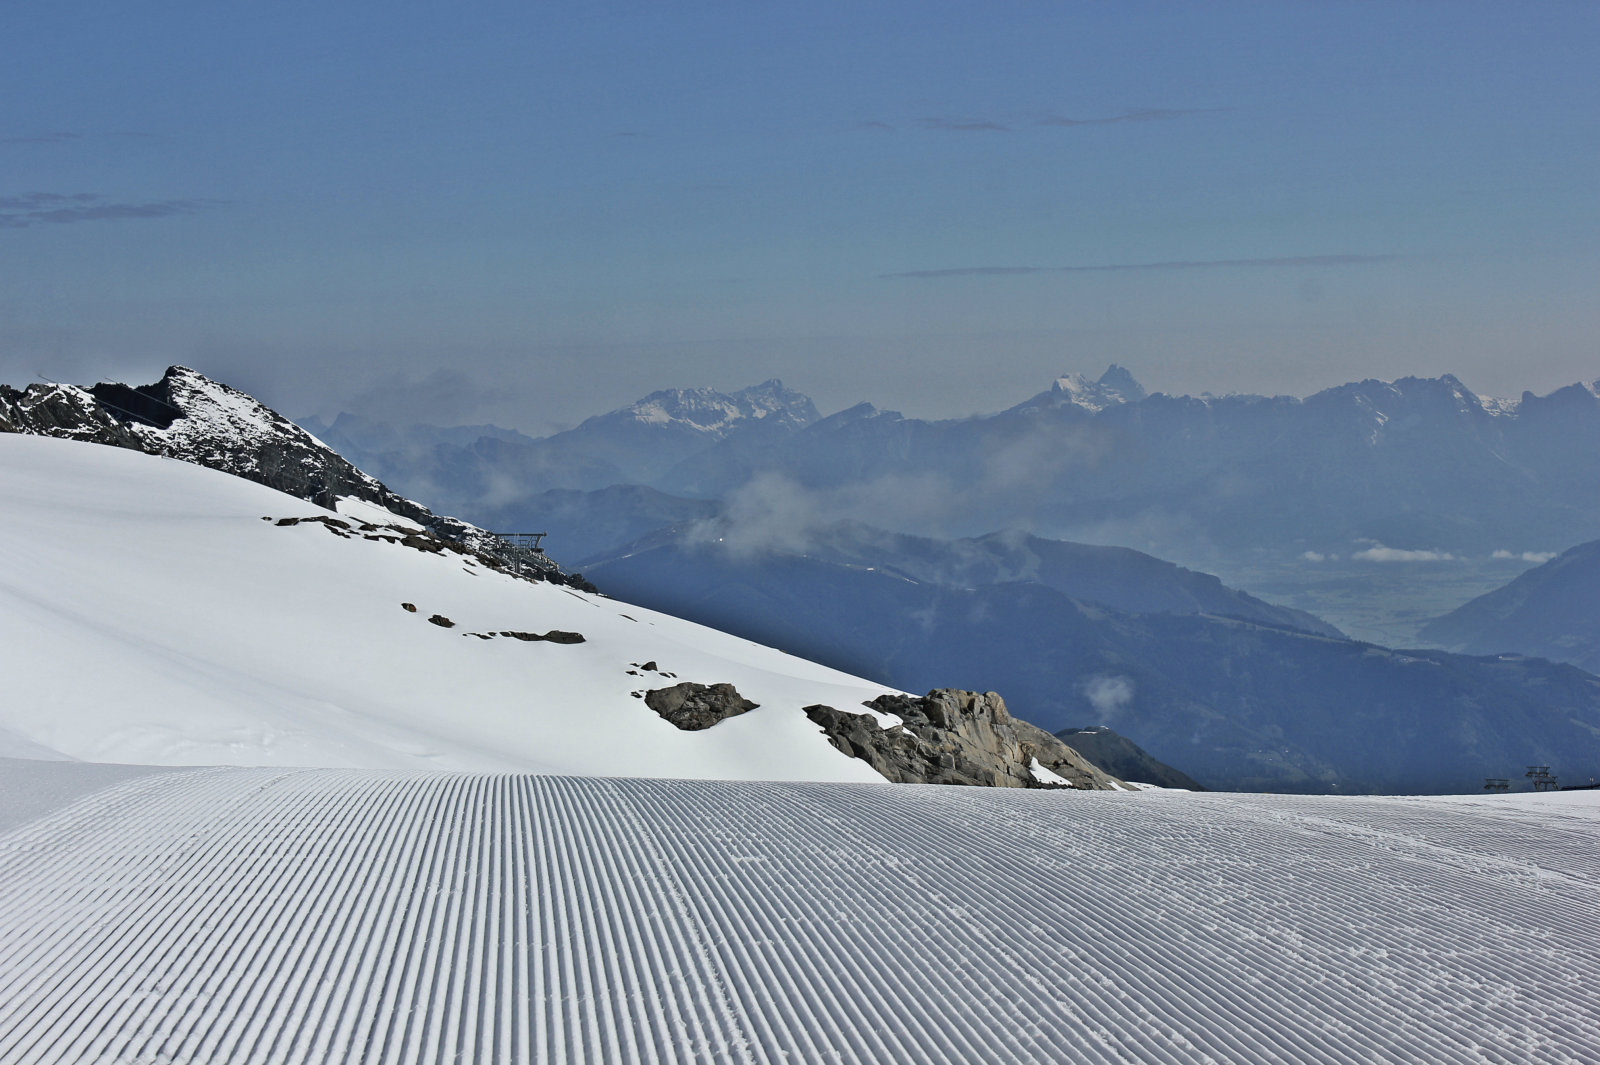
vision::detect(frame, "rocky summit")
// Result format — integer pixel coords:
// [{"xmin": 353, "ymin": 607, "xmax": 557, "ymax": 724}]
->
[{"xmin": 0, "ymin": 366, "xmax": 592, "ymax": 589}]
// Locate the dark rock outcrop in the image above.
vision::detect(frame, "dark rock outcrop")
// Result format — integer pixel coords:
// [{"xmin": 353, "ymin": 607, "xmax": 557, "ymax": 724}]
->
[
  {"xmin": 1, "ymin": 367, "xmax": 595, "ymax": 591},
  {"xmin": 805, "ymin": 689, "xmax": 1124, "ymax": 790},
  {"xmin": 482, "ymin": 630, "xmax": 586, "ymax": 644},
  {"xmin": 644, "ymin": 682, "xmax": 759, "ymax": 731}
]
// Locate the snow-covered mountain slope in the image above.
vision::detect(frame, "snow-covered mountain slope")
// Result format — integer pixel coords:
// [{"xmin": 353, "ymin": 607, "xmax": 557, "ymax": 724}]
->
[
  {"xmin": 0, "ymin": 433, "xmax": 908, "ymax": 780},
  {"xmin": 1, "ymin": 366, "xmax": 579, "ymax": 585},
  {"xmin": 2, "ymin": 765, "xmax": 1597, "ymax": 1064}
]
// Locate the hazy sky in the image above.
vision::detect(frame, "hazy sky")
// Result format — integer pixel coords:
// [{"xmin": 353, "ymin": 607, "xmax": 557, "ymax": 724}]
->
[{"xmin": 5, "ymin": 1, "xmax": 1596, "ymax": 432}]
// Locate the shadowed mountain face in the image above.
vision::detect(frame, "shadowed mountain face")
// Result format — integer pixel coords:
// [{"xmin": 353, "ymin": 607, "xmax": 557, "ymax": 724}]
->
[
  {"xmin": 1053, "ymin": 727, "xmax": 1204, "ymax": 791},
  {"xmin": 582, "ymin": 539, "xmax": 1600, "ymax": 794},
  {"xmin": 593, "ymin": 519, "xmax": 1341, "ymax": 638},
  {"xmin": 1420, "ymin": 539, "xmax": 1600, "ymax": 673}
]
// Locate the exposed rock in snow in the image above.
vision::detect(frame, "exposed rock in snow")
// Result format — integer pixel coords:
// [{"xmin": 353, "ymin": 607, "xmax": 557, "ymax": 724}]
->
[
  {"xmin": 644, "ymin": 681, "xmax": 760, "ymax": 731},
  {"xmin": 806, "ymin": 689, "xmax": 1125, "ymax": 789}
]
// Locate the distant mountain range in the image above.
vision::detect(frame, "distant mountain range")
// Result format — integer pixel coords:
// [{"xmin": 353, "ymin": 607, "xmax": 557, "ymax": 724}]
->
[
  {"xmin": 1421, "ymin": 538, "xmax": 1600, "ymax": 674},
  {"xmin": 299, "ymin": 380, "xmax": 819, "ymax": 522},
  {"xmin": 307, "ymin": 367, "xmax": 1600, "ymax": 566}
]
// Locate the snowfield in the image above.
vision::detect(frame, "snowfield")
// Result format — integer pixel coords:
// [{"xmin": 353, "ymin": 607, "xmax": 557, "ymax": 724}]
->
[
  {"xmin": 1, "ymin": 766, "xmax": 1596, "ymax": 1064},
  {"xmin": 0, "ymin": 434, "xmax": 897, "ymax": 780}
]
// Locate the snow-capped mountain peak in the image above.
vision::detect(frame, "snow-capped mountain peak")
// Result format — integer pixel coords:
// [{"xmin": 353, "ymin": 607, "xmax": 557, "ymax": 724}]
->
[
  {"xmin": 1048, "ymin": 364, "xmax": 1148, "ymax": 411},
  {"xmin": 599, "ymin": 379, "xmax": 820, "ymax": 438}
]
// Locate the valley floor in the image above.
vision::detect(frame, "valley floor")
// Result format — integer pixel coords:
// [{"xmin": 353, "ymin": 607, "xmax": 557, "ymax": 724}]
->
[{"xmin": 1, "ymin": 763, "xmax": 1597, "ymax": 1064}]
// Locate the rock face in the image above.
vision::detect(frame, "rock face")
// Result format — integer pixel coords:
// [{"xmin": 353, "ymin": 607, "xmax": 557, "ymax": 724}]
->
[
  {"xmin": 0, "ymin": 366, "xmax": 593, "ymax": 590},
  {"xmin": 644, "ymin": 682, "xmax": 760, "ymax": 731},
  {"xmin": 804, "ymin": 689, "xmax": 1124, "ymax": 790}
]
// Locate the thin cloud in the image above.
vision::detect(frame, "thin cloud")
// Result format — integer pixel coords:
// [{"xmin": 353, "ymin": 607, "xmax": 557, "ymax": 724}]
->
[
  {"xmin": 888, "ymin": 266, "xmax": 1047, "ymax": 279},
  {"xmin": 890, "ymin": 107, "xmax": 1213, "ymax": 135},
  {"xmin": 0, "ymin": 192, "xmax": 216, "ymax": 228},
  {"xmin": 1034, "ymin": 108, "xmax": 1217, "ymax": 128},
  {"xmin": 1, "ymin": 131, "xmax": 81, "ymax": 146},
  {"xmin": 1352, "ymin": 544, "xmax": 1457, "ymax": 563},
  {"xmin": 918, "ymin": 117, "xmax": 1009, "ymax": 132},
  {"xmin": 880, "ymin": 254, "xmax": 1397, "ymax": 280},
  {"xmin": 1492, "ymin": 549, "xmax": 1557, "ymax": 564},
  {"xmin": 850, "ymin": 120, "xmax": 896, "ymax": 132}
]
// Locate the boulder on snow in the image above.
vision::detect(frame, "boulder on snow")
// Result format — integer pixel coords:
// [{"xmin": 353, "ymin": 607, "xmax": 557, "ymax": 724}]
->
[{"xmin": 645, "ymin": 682, "xmax": 759, "ymax": 731}]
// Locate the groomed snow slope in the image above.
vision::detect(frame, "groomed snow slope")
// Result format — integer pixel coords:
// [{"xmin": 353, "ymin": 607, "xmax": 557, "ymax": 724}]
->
[
  {"xmin": 0, "ymin": 434, "xmax": 895, "ymax": 780},
  {"xmin": 1, "ymin": 769, "xmax": 1597, "ymax": 1064}
]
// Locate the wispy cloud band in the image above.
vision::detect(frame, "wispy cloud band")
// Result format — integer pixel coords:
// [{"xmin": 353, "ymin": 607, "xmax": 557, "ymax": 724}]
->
[
  {"xmin": 0, "ymin": 192, "xmax": 215, "ymax": 228},
  {"xmin": 1, "ymin": 131, "xmax": 81, "ymax": 146},
  {"xmin": 1034, "ymin": 108, "xmax": 1216, "ymax": 127},
  {"xmin": 865, "ymin": 108, "xmax": 1217, "ymax": 133},
  {"xmin": 918, "ymin": 116, "xmax": 1010, "ymax": 132},
  {"xmin": 881, "ymin": 254, "xmax": 1397, "ymax": 279}
]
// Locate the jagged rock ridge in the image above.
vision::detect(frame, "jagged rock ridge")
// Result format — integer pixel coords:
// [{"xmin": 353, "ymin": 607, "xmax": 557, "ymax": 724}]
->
[
  {"xmin": 805, "ymin": 689, "xmax": 1125, "ymax": 790},
  {"xmin": 0, "ymin": 366, "xmax": 592, "ymax": 589}
]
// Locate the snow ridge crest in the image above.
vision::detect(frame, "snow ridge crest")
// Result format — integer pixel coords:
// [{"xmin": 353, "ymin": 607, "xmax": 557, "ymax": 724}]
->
[{"xmin": 0, "ymin": 366, "xmax": 589, "ymax": 588}]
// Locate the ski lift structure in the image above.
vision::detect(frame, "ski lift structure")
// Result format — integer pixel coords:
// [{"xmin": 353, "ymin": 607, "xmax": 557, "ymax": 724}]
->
[
  {"xmin": 1526, "ymin": 765, "xmax": 1559, "ymax": 792},
  {"xmin": 493, "ymin": 532, "xmax": 549, "ymax": 577}
]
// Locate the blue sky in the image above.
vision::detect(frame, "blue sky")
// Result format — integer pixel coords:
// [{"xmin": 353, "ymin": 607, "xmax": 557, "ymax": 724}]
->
[{"xmin": 4, "ymin": 1, "xmax": 1596, "ymax": 430}]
